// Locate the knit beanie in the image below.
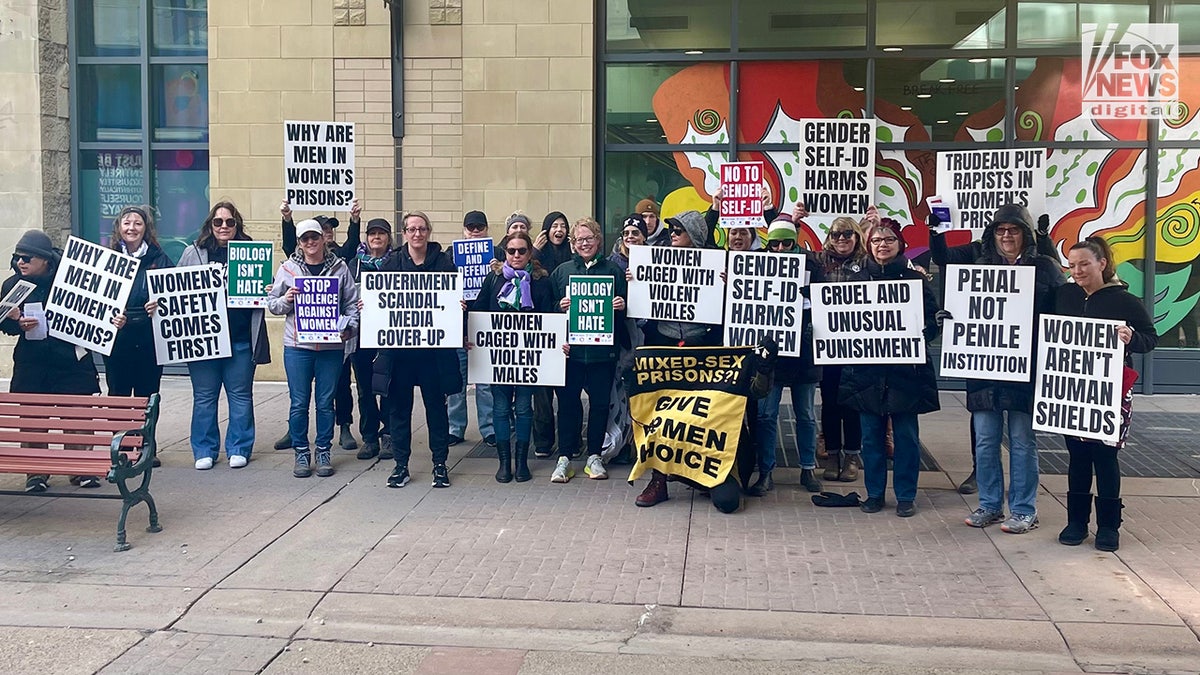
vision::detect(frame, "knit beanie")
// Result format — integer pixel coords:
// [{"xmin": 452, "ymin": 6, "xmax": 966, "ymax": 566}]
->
[
  {"xmin": 634, "ymin": 198, "xmax": 659, "ymax": 217},
  {"xmin": 876, "ymin": 217, "xmax": 906, "ymax": 252},
  {"xmin": 506, "ymin": 212, "xmax": 532, "ymax": 230},
  {"xmin": 766, "ymin": 215, "xmax": 798, "ymax": 242},
  {"xmin": 542, "ymin": 211, "xmax": 568, "ymax": 232},
  {"xmin": 14, "ymin": 230, "xmax": 60, "ymax": 266},
  {"xmin": 665, "ymin": 210, "xmax": 708, "ymax": 247},
  {"xmin": 622, "ymin": 214, "xmax": 649, "ymax": 238}
]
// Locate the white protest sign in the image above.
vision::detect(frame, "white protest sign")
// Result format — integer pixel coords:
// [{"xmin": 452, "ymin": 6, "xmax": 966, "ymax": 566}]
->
[
  {"xmin": 718, "ymin": 162, "xmax": 764, "ymax": 229},
  {"xmin": 940, "ymin": 265, "xmax": 1036, "ymax": 382},
  {"xmin": 627, "ymin": 245, "xmax": 726, "ymax": 325},
  {"xmin": 147, "ymin": 264, "xmax": 231, "ymax": 365},
  {"xmin": 796, "ymin": 118, "xmax": 875, "ymax": 218},
  {"xmin": 1082, "ymin": 23, "xmax": 1181, "ymax": 121},
  {"xmin": 45, "ymin": 236, "xmax": 140, "ymax": 356},
  {"xmin": 723, "ymin": 252, "xmax": 806, "ymax": 357},
  {"xmin": 1034, "ymin": 314, "xmax": 1125, "ymax": 444},
  {"xmin": 934, "ymin": 149, "xmax": 1046, "ymax": 233},
  {"xmin": 466, "ymin": 312, "xmax": 567, "ymax": 386},
  {"xmin": 284, "ymin": 120, "xmax": 356, "ymax": 212},
  {"xmin": 0, "ymin": 280, "xmax": 36, "ymax": 317},
  {"xmin": 810, "ymin": 279, "xmax": 926, "ymax": 365},
  {"xmin": 359, "ymin": 271, "xmax": 463, "ymax": 348}
]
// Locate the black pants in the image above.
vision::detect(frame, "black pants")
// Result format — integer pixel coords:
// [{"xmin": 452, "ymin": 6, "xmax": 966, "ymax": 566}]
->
[
  {"xmin": 1066, "ymin": 437, "xmax": 1121, "ymax": 498},
  {"xmin": 351, "ymin": 347, "xmax": 389, "ymax": 442},
  {"xmin": 557, "ymin": 360, "xmax": 614, "ymax": 458},
  {"xmin": 532, "ymin": 387, "xmax": 556, "ymax": 450},
  {"xmin": 819, "ymin": 365, "xmax": 860, "ymax": 452},
  {"xmin": 335, "ymin": 358, "xmax": 354, "ymax": 426},
  {"xmin": 105, "ymin": 319, "xmax": 163, "ymax": 397},
  {"xmin": 388, "ymin": 355, "xmax": 449, "ymax": 467}
]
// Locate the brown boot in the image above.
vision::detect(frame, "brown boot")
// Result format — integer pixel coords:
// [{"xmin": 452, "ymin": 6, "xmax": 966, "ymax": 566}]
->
[
  {"xmin": 816, "ymin": 432, "xmax": 828, "ymax": 460},
  {"xmin": 822, "ymin": 450, "xmax": 842, "ymax": 481},
  {"xmin": 635, "ymin": 470, "xmax": 669, "ymax": 507},
  {"xmin": 838, "ymin": 453, "xmax": 860, "ymax": 482}
]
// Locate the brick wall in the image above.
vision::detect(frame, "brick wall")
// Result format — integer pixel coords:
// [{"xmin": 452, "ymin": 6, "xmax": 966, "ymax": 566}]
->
[
  {"xmin": 333, "ymin": 58, "xmax": 399, "ymax": 231},
  {"xmin": 400, "ymin": 57, "xmax": 463, "ymax": 238}
]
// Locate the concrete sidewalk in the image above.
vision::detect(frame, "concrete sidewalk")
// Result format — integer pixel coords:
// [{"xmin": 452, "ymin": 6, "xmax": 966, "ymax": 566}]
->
[{"xmin": 0, "ymin": 379, "xmax": 1197, "ymax": 674}]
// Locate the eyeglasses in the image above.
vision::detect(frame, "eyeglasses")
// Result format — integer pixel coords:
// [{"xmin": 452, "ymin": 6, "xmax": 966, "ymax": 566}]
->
[
  {"xmin": 572, "ymin": 236, "xmax": 597, "ymax": 245},
  {"xmin": 767, "ymin": 239, "xmax": 795, "ymax": 250},
  {"xmin": 995, "ymin": 227, "xmax": 1022, "ymax": 236},
  {"xmin": 506, "ymin": 247, "xmax": 529, "ymax": 255},
  {"xmin": 211, "ymin": 218, "xmax": 236, "ymax": 228},
  {"xmin": 465, "ymin": 223, "xmax": 487, "ymax": 231},
  {"xmin": 669, "ymin": 226, "xmax": 686, "ymax": 236},
  {"xmin": 869, "ymin": 236, "xmax": 899, "ymax": 246},
  {"xmin": 829, "ymin": 231, "xmax": 855, "ymax": 240},
  {"xmin": 12, "ymin": 254, "xmax": 33, "ymax": 264},
  {"xmin": 405, "ymin": 227, "xmax": 430, "ymax": 234}
]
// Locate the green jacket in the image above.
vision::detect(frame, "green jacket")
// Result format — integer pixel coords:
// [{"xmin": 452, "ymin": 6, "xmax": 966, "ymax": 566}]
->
[{"xmin": 550, "ymin": 254, "xmax": 628, "ymax": 363}]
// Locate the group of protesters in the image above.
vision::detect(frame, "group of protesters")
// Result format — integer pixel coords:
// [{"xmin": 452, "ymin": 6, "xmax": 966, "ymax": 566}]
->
[{"xmin": 3, "ymin": 189, "xmax": 1156, "ymax": 552}]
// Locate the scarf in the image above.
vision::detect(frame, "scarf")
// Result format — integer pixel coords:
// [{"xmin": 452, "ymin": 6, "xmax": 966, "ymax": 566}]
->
[
  {"xmin": 290, "ymin": 248, "xmax": 339, "ymax": 276},
  {"xmin": 355, "ymin": 242, "xmax": 389, "ymax": 271},
  {"xmin": 497, "ymin": 262, "xmax": 533, "ymax": 310},
  {"xmin": 120, "ymin": 240, "xmax": 149, "ymax": 258}
]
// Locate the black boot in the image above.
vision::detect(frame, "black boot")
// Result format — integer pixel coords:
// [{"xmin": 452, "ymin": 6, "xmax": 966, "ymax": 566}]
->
[
  {"xmin": 800, "ymin": 468, "xmax": 822, "ymax": 493},
  {"xmin": 495, "ymin": 439, "xmax": 513, "ymax": 483},
  {"xmin": 746, "ymin": 471, "xmax": 773, "ymax": 496},
  {"xmin": 1094, "ymin": 497, "xmax": 1123, "ymax": 552},
  {"xmin": 513, "ymin": 441, "xmax": 532, "ymax": 483},
  {"xmin": 1058, "ymin": 492, "xmax": 1093, "ymax": 546}
]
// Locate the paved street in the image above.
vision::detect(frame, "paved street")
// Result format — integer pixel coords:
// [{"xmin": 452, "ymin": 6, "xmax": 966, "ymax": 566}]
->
[{"xmin": 0, "ymin": 379, "xmax": 1197, "ymax": 674}]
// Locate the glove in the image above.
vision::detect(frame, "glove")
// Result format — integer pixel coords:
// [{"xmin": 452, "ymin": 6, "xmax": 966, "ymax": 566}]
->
[
  {"xmin": 1037, "ymin": 214, "xmax": 1050, "ymax": 236},
  {"xmin": 935, "ymin": 309, "xmax": 953, "ymax": 327},
  {"xmin": 754, "ymin": 334, "xmax": 778, "ymax": 372},
  {"xmin": 926, "ymin": 212, "xmax": 941, "ymax": 230}
]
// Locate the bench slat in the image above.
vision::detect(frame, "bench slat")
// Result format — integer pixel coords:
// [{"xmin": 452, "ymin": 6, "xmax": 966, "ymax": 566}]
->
[
  {"xmin": 0, "ymin": 393, "xmax": 150, "ymax": 409},
  {"xmin": 0, "ymin": 458, "xmax": 129, "ymax": 476},
  {"xmin": 0, "ymin": 430, "xmax": 143, "ymax": 448},
  {"xmin": 0, "ymin": 419, "xmax": 145, "ymax": 433},
  {"xmin": 0, "ymin": 404, "xmax": 148, "ymax": 421}
]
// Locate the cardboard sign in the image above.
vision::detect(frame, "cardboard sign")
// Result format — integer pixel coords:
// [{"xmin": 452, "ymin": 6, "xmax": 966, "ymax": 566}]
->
[
  {"xmin": 452, "ymin": 238, "xmax": 494, "ymax": 302},
  {"xmin": 718, "ymin": 162, "xmax": 765, "ymax": 229},
  {"xmin": 1082, "ymin": 23, "xmax": 1181, "ymax": 121},
  {"xmin": 796, "ymin": 118, "xmax": 876, "ymax": 218},
  {"xmin": 359, "ymin": 271, "xmax": 463, "ymax": 348},
  {"xmin": 627, "ymin": 346, "xmax": 756, "ymax": 489},
  {"xmin": 226, "ymin": 241, "xmax": 274, "ymax": 308},
  {"xmin": 283, "ymin": 120, "xmax": 356, "ymax": 211},
  {"xmin": 568, "ymin": 275, "xmax": 614, "ymax": 345},
  {"xmin": 627, "ymin": 245, "xmax": 726, "ymax": 325},
  {"xmin": 147, "ymin": 264, "xmax": 231, "ymax": 364},
  {"xmin": 810, "ymin": 279, "xmax": 926, "ymax": 365},
  {"xmin": 1034, "ymin": 314, "xmax": 1125, "ymax": 444},
  {"xmin": 294, "ymin": 276, "xmax": 342, "ymax": 343},
  {"xmin": 934, "ymin": 149, "xmax": 1047, "ymax": 232},
  {"xmin": 466, "ymin": 312, "xmax": 567, "ymax": 386},
  {"xmin": 45, "ymin": 236, "xmax": 140, "ymax": 356},
  {"xmin": 940, "ymin": 265, "xmax": 1036, "ymax": 382},
  {"xmin": 0, "ymin": 280, "xmax": 36, "ymax": 317},
  {"xmin": 723, "ymin": 252, "xmax": 806, "ymax": 357}
]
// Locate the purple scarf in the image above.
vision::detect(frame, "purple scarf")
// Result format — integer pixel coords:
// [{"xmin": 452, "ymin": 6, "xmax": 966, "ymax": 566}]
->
[{"xmin": 497, "ymin": 262, "xmax": 533, "ymax": 310}]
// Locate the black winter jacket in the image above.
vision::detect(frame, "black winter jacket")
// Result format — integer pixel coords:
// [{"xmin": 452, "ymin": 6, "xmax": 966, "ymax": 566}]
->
[
  {"xmin": 1054, "ymin": 282, "xmax": 1157, "ymax": 367},
  {"xmin": 1, "ymin": 268, "xmax": 100, "ymax": 395}
]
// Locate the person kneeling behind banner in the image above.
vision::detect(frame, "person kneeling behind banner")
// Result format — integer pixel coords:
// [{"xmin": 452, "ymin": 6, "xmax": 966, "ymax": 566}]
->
[{"xmin": 628, "ymin": 337, "xmax": 776, "ymax": 513}]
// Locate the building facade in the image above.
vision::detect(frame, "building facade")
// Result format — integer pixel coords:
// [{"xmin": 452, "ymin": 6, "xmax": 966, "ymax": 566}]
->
[{"xmin": 4, "ymin": 0, "xmax": 1200, "ymax": 389}]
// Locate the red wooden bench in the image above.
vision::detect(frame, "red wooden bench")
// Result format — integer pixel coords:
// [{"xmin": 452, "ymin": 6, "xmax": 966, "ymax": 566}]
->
[{"xmin": 0, "ymin": 392, "xmax": 162, "ymax": 551}]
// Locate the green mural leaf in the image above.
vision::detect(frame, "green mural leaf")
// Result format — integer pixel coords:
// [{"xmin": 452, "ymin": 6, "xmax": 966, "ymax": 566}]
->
[
  {"xmin": 1047, "ymin": 165, "xmax": 1058, "ymax": 178},
  {"xmin": 783, "ymin": 163, "xmax": 793, "ymax": 176},
  {"xmin": 987, "ymin": 129, "xmax": 1003, "ymax": 142},
  {"xmin": 879, "ymin": 185, "xmax": 895, "ymax": 197},
  {"xmin": 789, "ymin": 187, "xmax": 799, "ymax": 203},
  {"xmin": 878, "ymin": 127, "xmax": 893, "ymax": 142},
  {"xmin": 1075, "ymin": 188, "xmax": 1087, "ymax": 204},
  {"xmin": 1086, "ymin": 162, "xmax": 1098, "ymax": 176}
]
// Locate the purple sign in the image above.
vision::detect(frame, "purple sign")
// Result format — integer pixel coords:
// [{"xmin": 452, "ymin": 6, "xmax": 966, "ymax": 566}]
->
[{"xmin": 295, "ymin": 276, "xmax": 341, "ymax": 343}]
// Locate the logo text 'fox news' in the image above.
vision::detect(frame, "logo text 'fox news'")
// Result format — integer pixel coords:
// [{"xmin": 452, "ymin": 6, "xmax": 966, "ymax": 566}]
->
[{"xmin": 1082, "ymin": 23, "xmax": 1181, "ymax": 121}]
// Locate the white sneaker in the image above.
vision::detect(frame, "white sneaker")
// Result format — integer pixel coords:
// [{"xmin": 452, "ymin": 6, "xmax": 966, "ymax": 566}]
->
[
  {"xmin": 584, "ymin": 454, "xmax": 608, "ymax": 480},
  {"xmin": 229, "ymin": 455, "xmax": 248, "ymax": 469},
  {"xmin": 194, "ymin": 457, "xmax": 214, "ymax": 470},
  {"xmin": 550, "ymin": 456, "xmax": 573, "ymax": 483}
]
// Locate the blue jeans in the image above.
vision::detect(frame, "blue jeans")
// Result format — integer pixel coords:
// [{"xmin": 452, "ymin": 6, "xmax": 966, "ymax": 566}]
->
[
  {"xmin": 973, "ymin": 410, "xmax": 1039, "ymax": 516},
  {"xmin": 448, "ymin": 348, "xmax": 494, "ymax": 438},
  {"xmin": 756, "ymin": 383, "xmax": 818, "ymax": 472},
  {"xmin": 860, "ymin": 412, "xmax": 920, "ymax": 502},
  {"xmin": 283, "ymin": 346, "xmax": 344, "ymax": 452},
  {"xmin": 491, "ymin": 384, "xmax": 534, "ymax": 444},
  {"xmin": 188, "ymin": 340, "xmax": 256, "ymax": 461}
]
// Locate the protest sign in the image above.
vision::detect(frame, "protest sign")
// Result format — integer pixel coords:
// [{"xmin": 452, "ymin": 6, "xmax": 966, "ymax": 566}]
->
[
  {"xmin": 810, "ymin": 279, "xmax": 925, "ymax": 365},
  {"xmin": 359, "ymin": 271, "xmax": 463, "ymax": 348},
  {"xmin": 934, "ymin": 149, "xmax": 1046, "ymax": 232},
  {"xmin": 627, "ymin": 245, "xmax": 726, "ymax": 325},
  {"xmin": 1034, "ymin": 314, "xmax": 1124, "ymax": 444},
  {"xmin": 293, "ymin": 276, "xmax": 342, "ymax": 343},
  {"xmin": 568, "ymin": 275, "xmax": 614, "ymax": 345},
  {"xmin": 147, "ymin": 264, "xmax": 230, "ymax": 364},
  {"xmin": 795, "ymin": 118, "xmax": 876, "ymax": 218},
  {"xmin": 466, "ymin": 312, "xmax": 567, "ymax": 386},
  {"xmin": 718, "ymin": 162, "xmax": 765, "ymax": 229},
  {"xmin": 452, "ymin": 238, "xmax": 494, "ymax": 302},
  {"xmin": 1082, "ymin": 23, "xmax": 1180, "ymax": 121},
  {"xmin": 45, "ymin": 236, "xmax": 140, "ymax": 356},
  {"xmin": 227, "ymin": 241, "xmax": 274, "ymax": 308},
  {"xmin": 0, "ymin": 280, "xmax": 36, "ymax": 317},
  {"xmin": 627, "ymin": 346, "xmax": 756, "ymax": 489},
  {"xmin": 283, "ymin": 120, "xmax": 356, "ymax": 211},
  {"xmin": 723, "ymin": 252, "xmax": 806, "ymax": 357},
  {"xmin": 940, "ymin": 264, "xmax": 1036, "ymax": 382}
]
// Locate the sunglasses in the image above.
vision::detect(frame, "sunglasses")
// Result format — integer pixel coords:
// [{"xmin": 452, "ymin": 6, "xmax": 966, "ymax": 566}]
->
[
  {"xmin": 669, "ymin": 226, "xmax": 686, "ymax": 235},
  {"xmin": 506, "ymin": 247, "xmax": 529, "ymax": 255},
  {"xmin": 12, "ymin": 254, "xmax": 34, "ymax": 264},
  {"xmin": 767, "ymin": 239, "xmax": 795, "ymax": 249},
  {"xmin": 829, "ymin": 231, "xmax": 855, "ymax": 240},
  {"xmin": 211, "ymin": 217, "xmax": 237, "ymax": 228},
  {"xmin": 299, "ymin": 233, "xmax": 323, "ymax": 242},
  {"xmin": 465, "ymin": 222, "xmax": 487, "ymax": 231}
]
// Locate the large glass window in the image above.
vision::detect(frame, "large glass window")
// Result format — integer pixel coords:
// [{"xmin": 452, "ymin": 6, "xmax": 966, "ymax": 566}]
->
[
  {"xmin": 876, "ymin": 0, "xmax": 1006, "ymax": 49},
  {"xmin": 738, "ymin": 1, "xmax": 868, "ymax": 51},
  {"xmin": 876, "ymin": 58, "xmax": 1008, "ymax": 142},
  {"xmin": 606, "ymin": 0, "xmax": 733, "ymax": 53},
  {"xmin": 1015, "ymin": 1, "xmax": 1149, "ymax": 48},
  {"xmin": 72, "ymin": 0, "xmax": 208, "ymax": 255}
]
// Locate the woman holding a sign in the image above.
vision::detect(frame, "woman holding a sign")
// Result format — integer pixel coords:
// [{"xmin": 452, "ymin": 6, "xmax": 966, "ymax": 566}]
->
[
  {"xmin": 179, "ymin": 202, "xmax": 272, "ymax": 471},
  {"xmin": 346, "ymin": 218, "xmax": 394, "ymax": 461},
  {"xmin": 106, "ymin": 207, "xmax": 174, "ymax": 401},
  {"xmin": 269, "ymin": 219, "xmax": 360, "ymax": 479},
  {"xmin": 470, "ymin": 231, "xmax": 556, "ymax": 482},
  {"xmin": 838, "ymin": 220, "xmax": 941, "ymax": 518},
  {"xmin": 1054, "ymin": 236, "xmax": 1156, "ymax": 552}
]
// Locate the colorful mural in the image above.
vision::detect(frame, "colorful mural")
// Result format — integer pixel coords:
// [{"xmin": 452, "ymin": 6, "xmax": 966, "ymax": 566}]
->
[{"xmin": 649, "ymin": 57, "xmax": 1200, "ymax": 345}]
